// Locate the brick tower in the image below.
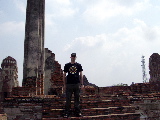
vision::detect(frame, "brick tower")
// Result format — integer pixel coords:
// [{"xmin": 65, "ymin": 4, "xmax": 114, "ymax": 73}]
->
[
  {"xmin": 0, "ymin": 56, "xmax": 19, "ymax": 98},
  {"xmin": 149, "ymin": 53, "xmax": 160, "ymax": 82},
  {"xmin": 23, "ymin": 0, "xmax": 45, "ymax": 95}
]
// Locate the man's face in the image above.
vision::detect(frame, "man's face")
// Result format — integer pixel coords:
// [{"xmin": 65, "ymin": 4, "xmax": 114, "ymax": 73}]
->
[{"xmin": 71, "ymin": 57, "xmax": 76, "ymax": 61}]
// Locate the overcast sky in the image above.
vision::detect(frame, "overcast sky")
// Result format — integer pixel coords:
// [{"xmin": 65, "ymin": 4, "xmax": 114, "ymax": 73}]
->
[{"xmin": 0, "ymin": 0, "xmax": 160, "ymax": 87}]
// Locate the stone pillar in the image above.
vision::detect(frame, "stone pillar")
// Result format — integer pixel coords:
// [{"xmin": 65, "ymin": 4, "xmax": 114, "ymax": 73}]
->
[
  {"xmin": 23, "ymin": 0, "xmax": 45, "ymax": 95},
  {"xmin": 149, "ymin": 53, "xmax": 160, "ymax": 82}
]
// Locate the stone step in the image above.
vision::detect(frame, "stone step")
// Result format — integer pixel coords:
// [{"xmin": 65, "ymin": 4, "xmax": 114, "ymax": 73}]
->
[
  {"xmin": 82, "ymin": 106, "xmax": 135, "ymax": 116},
  {"xmin": 43, "ymin": 99, "xmax": 130, "ymax": 110},
  {"xmin": 42, "ymin": 106, "xmax": 135, "ymax": 118},
  {"xmin": 42, "ymin": 113, "xmax": 140, "ymax": 120}
]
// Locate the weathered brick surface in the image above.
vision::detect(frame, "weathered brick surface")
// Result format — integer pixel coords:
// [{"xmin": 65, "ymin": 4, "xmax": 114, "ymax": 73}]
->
[
  {"xmin": 98, "ymin": 86, "xmax": 131, "ymax": 95},
  {"xmin": 42, "ymin": 113, "xmax": 140, "ymax": 120},
  {"xmin": 44, "ymin": 48, "xmax": 63, "ymax": 95},
  {"xmin": 12, "ymin": 87, "xmax": 36, "ymax": 96},
  {"xmin": 6, "ymin": 80, "xmax": 160, "ymax": 119},
  {"xmin": 131, "ymin": 94, "xmax": 160, "ymax": 119},
  {"xmin": 0, "ymin": 113, "xmax": 7, "ymax": 120},
  {"xmin": 0, "ymin": 92, "xmax": 141, "ymax": 120},
  {"xmin": 2, "ymin": 97, "xmax": 43, "ymax": 120},
  {"xmin": 130, "ymin": 82, "xmax": 160, "ymax": 93}
]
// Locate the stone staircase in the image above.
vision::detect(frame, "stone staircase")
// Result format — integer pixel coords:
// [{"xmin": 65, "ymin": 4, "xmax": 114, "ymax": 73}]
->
[
  {"xmin": 4, "ymin": 82, "xmax": 160, "ymax": 119},
  {"xmin": 0, "ymin": 91, "xmax": 141, "ymax": 120},
  {"xmin": 42, "ymin": 95, "xmax": 140, "ymax": 120}
]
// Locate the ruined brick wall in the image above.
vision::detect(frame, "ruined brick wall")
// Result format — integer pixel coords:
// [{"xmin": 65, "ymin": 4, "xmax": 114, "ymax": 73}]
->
[
  {"xmin": 97, "ymin": 82, "xmax": 160, "ymax": 119},
  {"xmin": 44, "ymin": 48, "xmax": 63, "ymax": 95},
  {"xmin": 12, "ymin": 87, "xmax": 36, "ymax": 96},
  {"xmin": 149, "ymin": 53, "xmax": 160, "ymax": 82},
  {"xmin": 132, "ymin": 96, "xmax": 160, "ymax": 119},
  {"xmin": 98, "ymin": 86, "xmax": 131, "ymax": 95},
  {"xmin": 97, "ymin": 82, "xmax": 160, "ymax": 95},
  {"xmin": 50, "ymin": 60, "xmax": 63, "ymax": 95},
  {"xmin": 130, "ymin": 82, "xmax": 160, "ymax": 94},
  {"xmin": 84, "ymin": 86, "xmax": 96, "ymax": 95},
  {"xmin": 3, "ymin": 97, "xmax": 42, "ymax": 120},
  {"xmin": 44, "ymin": 48, "xmax": 55, "ymax": 95}
]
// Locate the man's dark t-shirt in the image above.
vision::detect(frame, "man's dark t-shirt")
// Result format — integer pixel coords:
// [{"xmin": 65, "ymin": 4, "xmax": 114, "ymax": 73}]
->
[{"xmin": 64, "ymin": 62, "xmax": 83, "ymax": 84}]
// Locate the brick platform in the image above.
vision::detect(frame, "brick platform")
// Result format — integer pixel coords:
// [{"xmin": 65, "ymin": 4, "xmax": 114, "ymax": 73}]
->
[
  {"xmin": 3, "ymin": 82, "xmax": 160, "ymax": 119},
  {"xmin": 1, "ymin": 94, "xmax": 140, "ymax": 120}
]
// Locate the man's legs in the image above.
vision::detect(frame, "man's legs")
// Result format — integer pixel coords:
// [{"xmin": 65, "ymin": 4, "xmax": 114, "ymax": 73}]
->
[
  {"xmin": 65, "ymin": 84, "xmax": 73, "ymax": 114},
  {"xmin": 74, "ymin": 84, "xmax": 81, "ymax": 114},
  {"xmin": 64, "ymin": 84, "xmax": 81, "ymax": 117}
]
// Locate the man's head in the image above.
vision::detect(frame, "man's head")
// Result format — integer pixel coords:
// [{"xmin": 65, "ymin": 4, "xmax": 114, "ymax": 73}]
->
[
  {"xmin": 71, "ymin": 53, "xmax": 76, "ymax": 57},
  {"xmin": 70, "ymin": 53, "xmax": 77, "ymax": 62}
]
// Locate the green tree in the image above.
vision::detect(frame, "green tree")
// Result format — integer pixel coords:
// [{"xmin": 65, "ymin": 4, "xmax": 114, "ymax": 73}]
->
[{"xmin": 112, "ymin": 83, "xmax": 128, "ymax": 86}]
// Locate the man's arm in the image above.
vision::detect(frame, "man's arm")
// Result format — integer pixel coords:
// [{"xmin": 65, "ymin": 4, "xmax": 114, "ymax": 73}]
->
[
  {"xmin": 80, "ymin": 71, "xmax": 83, "ymax": 85},
  {"xmin": 63, "ymin": 72, "xmax": 66, "ymax": 92}
]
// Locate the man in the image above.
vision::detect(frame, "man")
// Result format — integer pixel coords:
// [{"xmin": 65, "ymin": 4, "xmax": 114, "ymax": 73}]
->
[{"xmin": 63, "ymin": 53, "xmax": 84, "ymax": 118}]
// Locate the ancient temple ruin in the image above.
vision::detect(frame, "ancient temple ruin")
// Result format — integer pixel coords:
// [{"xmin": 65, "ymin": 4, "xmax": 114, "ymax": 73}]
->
[
  {"xmin": 149, "ymin": 53, "xmax": 160, "ymax": 82},
  {"xmin": 0, "ymin": 56, "xmax": 19, "ymax": 99},
  {"xmin": 23, "ymin": 0, "xmax": 45, "ymax": 95},
  {"xmin": 22, "ymin": 0, "xmax": 64, "ymax": 96},
  {"xmin": 1, "ymin": 0, "xmax": 160, "ymax": 119}
]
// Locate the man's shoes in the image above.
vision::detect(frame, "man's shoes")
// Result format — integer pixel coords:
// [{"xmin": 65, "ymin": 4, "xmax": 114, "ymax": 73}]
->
[
  {"xmin": 63, "ymin": 113, "xmax": 69, "ymax": 118},
  {"xmin": 75, "ymin": 112, "xmax": 82, "ymax": 117}
]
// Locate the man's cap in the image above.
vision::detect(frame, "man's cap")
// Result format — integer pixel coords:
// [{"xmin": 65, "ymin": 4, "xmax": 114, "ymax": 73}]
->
[{"xmin": 71, "ymin": 53, "xmax": 76, "ymax": 57}]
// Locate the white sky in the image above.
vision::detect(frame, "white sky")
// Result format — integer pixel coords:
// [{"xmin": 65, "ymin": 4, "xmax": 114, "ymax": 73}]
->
[{"xmin": 0, "ymin": 0, "xmax": 160, "ymax": 87}]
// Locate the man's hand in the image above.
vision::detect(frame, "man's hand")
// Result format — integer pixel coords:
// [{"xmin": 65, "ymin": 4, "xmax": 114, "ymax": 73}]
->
[
  {"xmin": 63, "ymin": 72, "xmax": 66, "ymax": 94},
  {"xmin": 80, "ymin": 85, "xmax": 84, "ymax": 90},
  {"xmin": 80, "ymin": 85, "xmax": 84, "ymax": 89},
  {"xmin": 63, "ymin": 85, "xmax": 66, "ymax": 94},
  {"xmin": 80, "ymin": 85, "xmax": 85, "ymax": 94}
]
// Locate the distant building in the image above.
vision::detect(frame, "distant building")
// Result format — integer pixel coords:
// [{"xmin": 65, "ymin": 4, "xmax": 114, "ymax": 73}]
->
[
  {"xmin": 149, "ymin": 53, "xmax": 160, "ymax": 82},
  {"xmin": 0, "ymin": 56, "xmax": 19, "ymax": 98}
]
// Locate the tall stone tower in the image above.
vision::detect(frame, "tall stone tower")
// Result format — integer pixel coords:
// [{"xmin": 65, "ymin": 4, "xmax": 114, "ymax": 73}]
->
[
  {"xmin": 23, "ymin": 0, "xmax": 45, "ymax": 95},
  {"xmin": 149, "ymin": 53, "xmax": 160, "ymax": 82}
]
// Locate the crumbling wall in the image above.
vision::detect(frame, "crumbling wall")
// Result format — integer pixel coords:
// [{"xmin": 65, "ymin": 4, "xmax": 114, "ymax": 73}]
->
[
  {"xmin": 133, "ymin": 99, "xmax": 160, "ymax": 119},
  {"xmin": 44, "ymin": 48, "xmax": 63, "ymax": 95},
  {"xmin": 3, "ymin": 97, "xmax": 42, "ymax": 120},
  {"xmin": 12, "ymin": 87, "xmax": 36, "ymax": 96},
  {"xmin": 50, "ymin": 60, "xmax": 63, "ymax": 96},
  {"xmin": 98, "ymin": 86, "xmax": 131, "ymax": 95},
  {"xmin": 44, "ymin": 48, "xmax": 54, "ymax": 95}
]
